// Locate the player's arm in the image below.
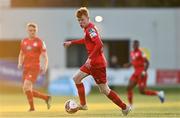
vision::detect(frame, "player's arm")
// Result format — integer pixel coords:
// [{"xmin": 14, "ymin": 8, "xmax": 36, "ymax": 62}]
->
[
  {"xmin": 86, "ymin": 37, "xmax": 102, "ymax": 68},
  {"xmin": 85, "ymin": 37, "xmax": 102, "ymax": 69},
  {"xmin": 141, "ymin": 53, "xmax": 149, "ymax": 77},
  {"xmin": 144, "ymin": 58, "xmax": 149, "ymax": 72},
  {"xmin": 89, "ymin": 37, "xmax": 103, "ymax": 59},
  {"xmin": 41, "ymin": 41, "xmax": 48, "ymax": 74},
  {"xmin": 18, "ymin": 50, "xmax": 24, "ymax": 69},
  {"xmin": 88, "ymin": 27, "xmax": 103, "ymax": 59},
  {"xmin": 41, "ymin": 51, "xmax": 48, "ymax": 73},
  {"xmin": 71, "ymin": 38, "xmax": 84, "ymax": 45},
  {"xmin": 63, "ymin": 38, "xmax": 84, "ymax": 48},
  {"xmin": 85, "ymin": 28, "xmax": 103, "ymax": 68},
  {"xmin": 18, "ymin": 40, "xmax": 24, "ymax": 69}
]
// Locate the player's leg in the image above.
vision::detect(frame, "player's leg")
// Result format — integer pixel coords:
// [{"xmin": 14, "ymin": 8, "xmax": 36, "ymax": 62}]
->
[
  {"xmin": 127, "ymin": 74, "xmax": 137, "ymax": 106},
  {"xmin": 30, "ymin": 70, "xmax": 51, "ymax": 109},
  {"xmin": 73, "ymin": 66, "xmax": 89, "ymax": 109},
  {"xmin": 138, "ymin": 74, "xmax": 165, "ymax": 103},
  {"xmin": 32, "ymin": 90, "xmax": 49, "ymax": 101},
  {"xmin": 32, "ymin": 90, "xmax": 51, "ymax": 109},
  {"xmin": 92, "ymin": 67, "xmax": 130, "ymax": 115},
  {"xmin": 23, "ymin": 79, "xmax": 34, "ymax": 111},
  {"xmin": 98, "ymin": 83, "xmax": 131, "ymax": 116},
  {"xmin": 98, "ymin": 83, "xmax": 126, "ymax": 109},
  {"xmin": 92, "ymin": 67, "xmax": 126, "ymax": 110},
  {"xmin": 138, "ymin": 74, "xmax": 157, "ymax": 95}
]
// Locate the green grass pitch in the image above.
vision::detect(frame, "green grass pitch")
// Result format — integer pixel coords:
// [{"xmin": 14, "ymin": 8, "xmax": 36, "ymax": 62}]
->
[{"xmin": 0, "ymin": 89, "xmax": 180, "ymax": 118}]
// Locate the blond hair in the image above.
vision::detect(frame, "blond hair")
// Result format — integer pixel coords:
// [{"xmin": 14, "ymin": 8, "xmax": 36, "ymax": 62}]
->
[
  {"xmin": 75, "ymin": 7, "xmax": 89, "ymax": 18},
  {"xmin": 27, "ymin": 22, "xmax": 38, "ymax": 31}
]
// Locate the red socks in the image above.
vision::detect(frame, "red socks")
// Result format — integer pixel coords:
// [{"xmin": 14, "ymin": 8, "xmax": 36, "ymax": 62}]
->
[
  {"xmin": 128, "ymin": 90, "xmax": 133, "ymax": 105},
  {"xmin": 76, "ymin": 83, "xmax": 127, "ymax": 110},
  {"xmin": 128, "ymin": 89, "xmax": 157, "ymax": 105},
  {"xmin": 107, "ymin": 90, "xmax": 126, "ymax": 110},
  {"xmin": 144, "ymin": 90, "xmax": 158, "ymax": 96},
  {"xmin": 25, "ymin": 91, "xmax": 34, "ymax": 110},
  {"xmin": 32, "ymin": 90, "xmax": 49, "ymax": 100},
  {"xmin": 76, "ymin": 83, "xmax": 86, "ymax": 106}
]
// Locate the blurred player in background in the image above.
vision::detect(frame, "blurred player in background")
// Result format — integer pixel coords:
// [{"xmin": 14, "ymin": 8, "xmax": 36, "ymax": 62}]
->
[
  {"xmin": 64, "ymin": 7, "xmax": 131, "ymax": 116},
  {"xmin": 18, "ymin": 23, "xmax": 51, "ymax": 111},
  {"xmin": 124, "ymin": 40, "xmax": 165, "ymax": 107}
]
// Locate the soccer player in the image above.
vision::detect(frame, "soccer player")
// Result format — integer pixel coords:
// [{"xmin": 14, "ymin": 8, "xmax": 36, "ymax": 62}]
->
[
  {"xmin": 63, "ymin": 7, "xmax": 131, "ymax": 116},
  {"xmin": 18, "ymin": 23, "xmax": 51, "ymax": 111},
  {"xmin": 124, "ymin": 40, "xmax": 165, "ymax": 107}
]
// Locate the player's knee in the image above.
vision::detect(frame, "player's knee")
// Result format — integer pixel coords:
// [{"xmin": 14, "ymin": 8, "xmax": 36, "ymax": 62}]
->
[
  {"xmin": 99, "ymin": 87, "xmax": 110, "ymax": 95},
  {"xmin": 100, "ymin": 89, "xmax": 108, "ymax": 95},
  {"xmin": 23, "ymin": 82, "xmax": 31, "ymax": 91},
  {"xmin": 23, "ymin": 84, "xmax": 31, "ymax": 91},
  {"xmin": 73, "ymin": 76, "xmax": 81, "ymax": 84}
]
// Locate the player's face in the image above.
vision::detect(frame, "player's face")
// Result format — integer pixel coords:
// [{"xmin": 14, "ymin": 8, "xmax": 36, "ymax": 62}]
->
[
  {"xmin": 77, "ymin": 15, "xmax": 89, "ymax": 28},
  {"xmin": 133, "ymin": 42, "xmax": 139, "ymax": 50},
  {"xmin": 27, "ymin": 26, "xmax": 37, "ymax": 38}
]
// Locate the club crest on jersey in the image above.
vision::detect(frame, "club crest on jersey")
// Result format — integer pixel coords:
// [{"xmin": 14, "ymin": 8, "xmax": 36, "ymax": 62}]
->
[
  {"xmin": 23, "ymin": 41, "xmax": 27, "ymax": 45},
  {"xmin": 33, "ymin": 42, "xmax": 38, "ymax": 47},
  {"xmin": 89, "ymin": 28, "xmax": 97, "ymax": 38},
  {"xmin": 131, "ymin": 52, "xmax": 139, "ymax": 60},
  {"xmin": 135, "ymin": 53, "xmax": 139, "ymax": 57},
  {"xmin": 26, "ymin": 45, "xmax": 32, "ymax": 50}
]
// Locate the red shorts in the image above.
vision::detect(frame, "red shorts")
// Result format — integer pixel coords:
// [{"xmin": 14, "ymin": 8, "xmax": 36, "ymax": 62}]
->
[
  {"xmin": 130, "ymin": 69, "xmax": 147, "ymax": 88},
  {"xmin": 80, "ymin": 64, "xmax": 107, "ymax": 84},
  {"xmin": 23, "ymin": 67, "xmax": 40, "ymax": 83}
]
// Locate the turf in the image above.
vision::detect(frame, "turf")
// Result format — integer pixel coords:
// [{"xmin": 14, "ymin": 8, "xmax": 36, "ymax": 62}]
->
[{"xmin": 0, "ymin": 90, "xmax": 180, "ymax": 118}]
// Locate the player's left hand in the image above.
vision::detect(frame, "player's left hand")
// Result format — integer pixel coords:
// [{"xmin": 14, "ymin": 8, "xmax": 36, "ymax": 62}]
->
[
  {"xmin": 141, "ymin": 71, "xmax": 146, "ymax": 78},
  {"xmin": 85, "ymin": 58, "xmax": 91, "ymax": 69}
]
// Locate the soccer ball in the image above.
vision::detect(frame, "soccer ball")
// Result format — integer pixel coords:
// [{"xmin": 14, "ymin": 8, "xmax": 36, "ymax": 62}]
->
[{"xmin": 64, "ymin": 99, "xmax": 79, "ymax": 114}]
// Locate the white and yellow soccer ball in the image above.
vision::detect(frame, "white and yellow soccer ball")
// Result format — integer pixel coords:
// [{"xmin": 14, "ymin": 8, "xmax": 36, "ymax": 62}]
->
[{"xmin": 64, "ymin": 99, "xmax": 79, "ymax": 114}]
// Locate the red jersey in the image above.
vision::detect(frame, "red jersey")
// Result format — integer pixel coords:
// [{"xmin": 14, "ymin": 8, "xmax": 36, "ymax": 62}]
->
[
  {"xmin": 71, "ymin": 22, "xmax": 107, "ymax": 68},
  {"xmin": 20, "ymin": 37, "xmax": 46, "ymax": 69},
  {"xmin": 130, "ymin": 48, "xmax": 146, "ymax": 70}
]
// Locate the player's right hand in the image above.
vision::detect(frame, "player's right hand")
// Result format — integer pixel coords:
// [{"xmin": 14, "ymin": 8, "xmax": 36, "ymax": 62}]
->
[
  {"xmin": 63, "ymin": 41, "xmax": 71, "ymax": 48},
  {"xmin": 141, "ymin": 71, "xmax": 146, "ymax": 78}
]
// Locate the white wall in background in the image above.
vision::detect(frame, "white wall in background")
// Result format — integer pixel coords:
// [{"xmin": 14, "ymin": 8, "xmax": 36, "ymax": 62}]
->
[
  {"xmin": 0, "ymin": 0, "xmax": 10, "ymax": 8},
  {"xmin": 175, "ymin": 9, "xmax": 180, "ymax": 69},
  {"xmin": 49, "ymin": 68, "xmax": 156, "ymax": 86},
  {"xmin": 0, "ymin": 8, "xmax": 179, "ymax": 69}
]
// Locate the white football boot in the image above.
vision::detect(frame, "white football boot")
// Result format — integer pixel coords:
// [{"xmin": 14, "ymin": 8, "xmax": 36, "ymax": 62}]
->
[
  {"xmin": 122, "ymin": 105, "xmax": 131, "ymax": 116},
  {"xmin": 157, "ymin": 91, "xmax": 165, "ymax": 103},
  {"xmin": 78, "ymin": 104, "xmax": 88, "ymax": 110}
]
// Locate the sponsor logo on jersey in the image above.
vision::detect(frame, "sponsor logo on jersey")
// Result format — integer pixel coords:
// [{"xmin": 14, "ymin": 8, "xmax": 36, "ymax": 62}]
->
[
  {"xmin": 33, "ymin": 42, "xmax": 38, "ymax": 47},
  {"xmin": 24, "ymin": 41, "xmax": 27, "ymax": 45},
  {"xmin": 89, "ymin": 28, "xmax": 97, "ymax": 38},
  {"xmin": 26, "ymin": 45, "xmax": 32, "ymax": 51}
]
